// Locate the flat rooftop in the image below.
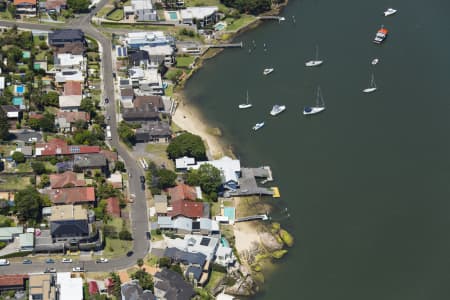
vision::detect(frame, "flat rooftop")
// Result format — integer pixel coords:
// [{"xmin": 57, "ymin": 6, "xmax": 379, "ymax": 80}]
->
[{"xmin": 49, "ymin": 204, "xmax": 87, "ymax": 221}]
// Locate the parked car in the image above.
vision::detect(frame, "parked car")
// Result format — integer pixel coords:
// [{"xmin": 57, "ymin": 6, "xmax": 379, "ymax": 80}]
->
[
  {"xmin": 44, "ymin": 267, "xmax": 56, "ymax": 273},
  {"xmin": 22, "ymin": 259, "xmax": 32, "ymax": 264},
  {"xmin": 126, "ymin": 251, "xmax": 133, "ymax": 257},
  {"xmin": 72, "ymin": 267, "xmax": 84, "ymax": 272},
  {"xmin": 104, "ymin": 98, "xmax": 109, "ymax": 104},
  {"xmin": 140, "ymin": 176, "xmax": 145, "ymax": 184},
  {"xmin": 28, "ymin": 137, "xmax": 37, "ymax": 142},
  {"xmin": 61, "ymin": 258, "xmax": 73, "ymax": 263},
  {"xmin": 45, "ymin": 259, "xmax": 55, "ymax": 264},
  {"xmin": 96, "ymin": 258, "xmax": 108, "ymax": 264}
]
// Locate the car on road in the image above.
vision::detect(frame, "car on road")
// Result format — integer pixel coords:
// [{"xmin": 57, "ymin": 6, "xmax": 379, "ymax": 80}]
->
[
  {"xmin": 72, "ymin": 267, "xmax": 84, "ymax": 272},
  {"xmin": 140, "ymin": 176, "xmax": 145, "ymax": 184},
  {"xmin": 126, "ymin": 251, "xmax": 133, "ymax": 257},
  {"xmin": 61, "ymin": 258, "xmax": 73, "ymax": 263},
  {"xmin": 104, "ymin": 98, "xmax": 109, "ymax": 104},
  {"xmin": 28, "ymin": 137, "xmax": 38, "ymax": 142},
  {"xmin": 146, "ymin": 232, "xmax": 151, "ymax": 240},
  {"xmin": 44, "ymin": 267, "xmax": 56, "ymax": 273},
  {"xmin": 106, "ymin": 115, "xmax": 111, "ymax": 121},
  {"xmin": 45, "ymin": 259, "xmax": 55, "ymax": 264},
  {"xmin": 22, "ymin": 259, "xmax": 32, "ymax": 264},
  {"xmin": 96, "ymin": 257, "xmax": 108, "ymax": 263}
]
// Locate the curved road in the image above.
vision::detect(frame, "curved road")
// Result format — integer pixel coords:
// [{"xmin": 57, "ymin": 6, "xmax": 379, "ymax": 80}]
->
[{"xmin": 0, "ymin": 6, "xmax": 150, "ymax": 274}]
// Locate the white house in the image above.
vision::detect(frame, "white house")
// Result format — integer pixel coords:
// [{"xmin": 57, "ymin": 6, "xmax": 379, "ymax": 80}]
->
[
  {"xmin": 131, "ymin": 0, "xmax": 157, "ymax": 21},
  {"xmin": 55, "ymin": 69, "xmax": 84, "ymax": 84},
  {"xmin": 0, "ymin": 77, "xmax": 5, "ymax": 95},
  {"xmin": 57, "ymin": 272, "xmax": 83, "ymax": 300},
  {"xmin": 55, "ymin": 53, "xmax": 85, "ymax": 70},
  {"xmin": 129, "ymin": 67, "xmax": 163, "ymax": 95},
  {"xmin": 189, "ymin": 156, "xmax": 241, "ymax": 190},
  {"xmin": 124, "ymin": 31, "xmax": 173, "ymax": 49},
  {"xmin": 140, "ymin": 44, "xmax": 175, "ymax": 66},
  {"xmin": 175, "ymin": 156, "xmax": 196, "ymax": 170},
  {"xmin": 180, "ymin": 6, "xmax": 219, "ymax": 27}
]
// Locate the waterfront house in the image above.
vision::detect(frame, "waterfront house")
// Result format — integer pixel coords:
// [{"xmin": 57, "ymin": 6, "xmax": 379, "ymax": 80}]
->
[
  {"xmin": 124, "ymin": 32, "xmax": 173, "ymax": 49},
  {"xmin": 164, "ymin": 247, "xmax": 206, "ymax": 268},
  {"xmin": 129, "ymin": 50, "xmax": 150, "ymax": 68},
  {"xmin": 131, "ymin": 0, "xmax": 157, "ymax": 21},
  {"xmin": 153, "ymin": 269, "xmax": 195, "ymax": 300},
  {"xmin": 180, "ymin": 6, "xmax": 219, "ymax": 27},
  {"xmin": 168, "ymin": 200, "xmax": 204, "ymax": 219},
  {"xmin": 48, "ymin": 186, "xmax": 95, "ymax": 205},
  {"xmin": 175, "ymin": 156, "xmax": 196, "ymax": 171},
  {"xmin": 13, "ymin": 0, "xmax": 37, "ymax": 17},
  {"xmin": 189, "ymin": 156, "xmax": 241, "ymax": 190},
  {"xmin": 140, "ymin": 45, "xmax": 175, "ymax": 66},
  {"xmin": 128, "ymin": 67, "xmax": 163, "ymax": 94},
  {"xmin": 135, "ymin": 121, "xmax": 171, "ymax": 143}
]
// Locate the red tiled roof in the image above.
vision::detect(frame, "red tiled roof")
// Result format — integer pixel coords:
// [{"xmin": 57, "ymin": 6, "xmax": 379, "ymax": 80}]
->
[
  {"xmin": 0, "ymin": 275, "xmax": 28, "ymax": 287},
  {"xmin": 35, "ymin": 138, "xmax": 100, "ymax": 156},
  {"xmin": 28, "ymin": 112, "xmax": 44, "ymax": 119},
  {"xmin": 49, "ymin": 171, "xmax": 86, "ymax": 189},
  {"xmin": 50, "ymin": 186, "xmax": 95, "ymax": 205},
  {"xmin": 167, "ymin": 184, "xmax": 198, "ymax": 202},
  {"xmin": 105, "ymin": 197, "xmax": 121, "ymax": 217},
  {"xmin": 104, "ymin": 278, "xmax": 113, "ymax": 287},
  {"xmin": 100, "ymin": 150, "xmax": 118, "ymax": 162},
  {"xmin": 88, "ymin": 281, "xmax": 99, "ymax": 295},
  {"xmin": 56, "ymin": 111, "xmax": 90, "ymax": 123},
  {"xmin": 14, "ymin": 0, "xmax": 36, "ymax": 5},
  {"xmin": 46, "ymin": 0, "xmax": 66, "ymax": 10},
  {"xmin": 63, "ymin": 81, "xmax": 82, "ymax": 96},
  {"xmin": 168, "ymin": 200, "xmax": 203, "ymax": 218}
]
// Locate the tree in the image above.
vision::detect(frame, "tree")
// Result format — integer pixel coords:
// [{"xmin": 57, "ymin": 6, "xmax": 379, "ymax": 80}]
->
[
  {"xmin": 14, "ymin": 187, "xmax": 43, "ymax": 222},
  {"xmin": 109, "ymin": 273, "xmax": 122, "ymax": 298},
  {"xmin": 94, "ymin": 199, "xmax": 108, "ymax": 221},
  {"xmin": 67, "ymin": 0, "xmax": 91, "ymax": 12},
  {"xmin": 27, "ymin": 118, "xmax": 41, "ymax": 131},
  {"xmin": 114, "ymin": 161, "xmax": 126, "ymax": 172},
  {"xmin": 118, "ymin": 122, "xmax": 136, "ymax": 147},
  {"xmin": 41, "ymin": 91, "xmax": 59, "ymax": 107},
  {"xmin": 39, "ymin": 113, "xmax": 56, "ymax": 132},
  {"xmin": 166, "ymin": 132, "xmax": 206, "ymax": 160},
  {"xmin": 38, "ymin": 174, "xmax": 50, "ymax": 189},
  {"xmin": 80, "ymin": 97, "xmax": 96, "ymax": 117},
  {"xmin": 186, "ymin": 163, "xmax": 222, "ymax": 196},
  {"xmin": 156, "ymin": 169, "xmax": 177, "ymax": 189},
  {"xmin": 131, "ymin": 269, "xmax": 154, "ymax": 291},
  {"xmin": 137, "ymin": 258, "xmax": 144, "ymax": 268},
  {"xmin": 0, "ymin": 108, "xmax": 9, "ymax": 141},
  {"xmin": 11, "ymin": 151, "xmax": 25, "ymax": 164},
  {"xmin": 119, "ymin": 229, "xmax": 132, "ymax": 241},
  {"xmin": 31, "ymin": 161, "xmax": 47, "ymax": 175}
]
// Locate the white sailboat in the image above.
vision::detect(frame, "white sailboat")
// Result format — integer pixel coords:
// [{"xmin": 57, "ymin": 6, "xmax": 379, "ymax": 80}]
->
[
  {"xmin": 253, "ymin": 122, "xmax": 265, "ymax": 131},
  {"xmin": 238, "ymin": 90, "xmax": 252, "ymax": 109},
  {"xmin": 263, "ymin": 68, "xmax": 274, "ymax": 75},
  {"xmin": 384, "ymin": 8, "xmax": 397, "ymax": 16},
  {"xmin": 303, "ymin": 86, "xmax": 326, "ymax": 115},
  {"xmin": 305, "ymin": 45, "xmax": 324, "ymax": 67},
  {"xmin": 363, "ymin": 73, "xmax": 377, "ymax": 93},
  {"xmin": 371, "ymin": 58, "xmax": 379, "ymax": 65}
]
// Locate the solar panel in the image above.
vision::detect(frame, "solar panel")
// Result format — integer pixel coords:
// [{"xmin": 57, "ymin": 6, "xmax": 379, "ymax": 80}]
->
[{"xmin": 200, "ymin": 237, "xmax": 210, "ymax": 246}]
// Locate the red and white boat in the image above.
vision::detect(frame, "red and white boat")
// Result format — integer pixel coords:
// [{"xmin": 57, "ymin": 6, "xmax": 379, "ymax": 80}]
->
[{"xmin": 373, "ymin": 26, "xmax": 388, "ymax": 44}]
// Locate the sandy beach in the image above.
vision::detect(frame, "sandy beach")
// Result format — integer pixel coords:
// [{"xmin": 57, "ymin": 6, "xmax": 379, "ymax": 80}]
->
[
  {"xmin": 234, "ymin": 222, "xmax": 261, "ymax": 254},
  {"xmin": 172, "ymin": 93, "xmax": 228, "ymax": 159}
]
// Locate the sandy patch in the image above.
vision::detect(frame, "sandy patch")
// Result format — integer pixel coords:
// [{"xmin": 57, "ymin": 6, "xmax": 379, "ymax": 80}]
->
[
  {"xmin": 233, "ymin": 222, "xmax": 260, "ymax": 254},
  {"xmin": 172, "ymin": 95, "xmax": 227, "ymax": 159}
]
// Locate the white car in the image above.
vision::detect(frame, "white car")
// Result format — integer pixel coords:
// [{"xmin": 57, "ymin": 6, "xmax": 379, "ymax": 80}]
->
[
  {"xmin": 96, "ymin": 257, "xmax": 108, "ymax": 263},
  {"xmin": 28, "ymin": 137, "xmax": 37, "ymax": 142},
  {"xmin": 72, "ymin": 267, "xmax": 84, "ymax": 272},
  {"xmin": 61, "ymin": 258, "xmax": 72, "ymax": 263}
]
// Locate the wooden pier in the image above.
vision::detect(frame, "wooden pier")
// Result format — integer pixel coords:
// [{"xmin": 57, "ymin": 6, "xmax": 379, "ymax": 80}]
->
[
  {"xmin": 207, "ymin": 42, "xmax": 243, "ymax": 48},
  {"xmin": 235, "ymin": 214, "xmax": 269, "ymax": 223},
  {"xmin": 258, "ymin": 16, "xmax": 285, "ymax": 21}
]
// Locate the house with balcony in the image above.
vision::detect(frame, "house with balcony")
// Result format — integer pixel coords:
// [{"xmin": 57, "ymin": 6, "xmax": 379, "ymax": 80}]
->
[
  {"xmin": 180, "ymin": 6, "xmax": 219, "ymax": 28},
  {"xmin": 124, "ymin": 31, "xmax": 174, "ymax": 49},
  {"xmin": 131, "ymin": 0, "xmax": 157, "ymax": 21},
  {"xmin": 13, "ymin": 0, "xmax": 37, "ymax": 17},
  {"xmin": 129, "ymin": 67, "xmax": 163, "ymax": 95}
]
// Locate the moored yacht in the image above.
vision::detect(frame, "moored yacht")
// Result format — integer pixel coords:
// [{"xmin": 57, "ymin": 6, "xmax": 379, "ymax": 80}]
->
[{"xmin": 270, "ymin": 105, "xmax": 286, "ymax": 116}]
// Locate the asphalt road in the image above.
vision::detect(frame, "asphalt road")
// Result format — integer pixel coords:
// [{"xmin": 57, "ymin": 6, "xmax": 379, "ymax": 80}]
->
[{"xmin": 0, "ymin": 6, "xmax": 150, "ymax": 274}]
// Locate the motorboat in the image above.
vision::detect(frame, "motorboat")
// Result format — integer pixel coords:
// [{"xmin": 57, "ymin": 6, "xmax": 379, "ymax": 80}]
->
[
  {"xmin": 238, "ymin": 90, "xmax": 252, "ymax": 109},
  {"xmin": 305, "ymin": 45, "xmax": 323, "ymax": 67},
  {"xmin": 303, "ymin": 86, "xmax": 326, "ymax": 115},
  {"xmin": 384, "ymin": 8, "xmax": 397, "ymax": 16},
  {"xmin": 373, "ymin": 26, "xmax": 388, "ymax": 44},
  {"xmin": 270, "ymin": 105, "xmax": 286, "ymax": 116},
  {"xmin": 263, "ymin": 68, "xmax": 274, "ymax": 75},
  {"xmin": 253, "ymin": 122, "xmax": 265, "ymax": 131},
  {"xmin": 371, "ymin": 58, "xmax": 379, "ymax": 65},
  {"xmin": 363, "ymin": 73, "xmax": 377, "ymax": 93}
]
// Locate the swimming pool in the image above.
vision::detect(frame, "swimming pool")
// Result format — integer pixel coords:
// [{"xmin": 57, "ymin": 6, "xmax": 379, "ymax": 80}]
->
[
  {"xmin": 214, "ymin": 22, "xmax": 226, "ymax": 31},
  {"xmin": 12, "ymin": 97, "xmax": 23, "ymax": 106},
  {"xmin": 22, "ymin": 51, "xmax": 31, "ymax": 59},
  {"xmin": 168, "ymin": 11, "xmax": 178, "ymax": 20},
  {"xmin": 223, "ymin": 207, "xmax": 235, "ymax": 221},
  {"xmin": 15, "ymin": 85, "xmax": 24, "ymax": 94}
]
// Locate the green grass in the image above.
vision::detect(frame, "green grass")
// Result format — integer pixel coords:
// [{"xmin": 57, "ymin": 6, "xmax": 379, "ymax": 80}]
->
[
  {"xmin": 146, "ymin": 253, "xmax": 159, "ymax": 266},
  {"xmin": 103, "ymin": 237, "xmax": 132, "ymax": 258},
  {"xmin": 176, "ymin": 56, "xmax": 195, "ymax": 69},
  {"xmin": 97, "ymin": 5, "xmax": 113, "ymax": 18},
  {"xmin": 225, "ymin": 15, "xmax": 257, "ymax": 31},
  {"xmin": 0, "ymin": 176, "xmax": 31, "ymax": 191},
  {"xmin": 0, "ymin": 10, "xmax": 13, "ymax": 20},
  {"xmin": 15, "ymin": 163, "xmax": 32, "ymax": 173},
  {"xmin": 145, "ymin": 143, "xmax": 169, "ymax": 156},
  {"xmin": 0, "ymin": 145, "xmax": 16, "ymax": 157},
  {"xmin": 100, "ymin": 23, "xmax": 178, "ymax": 34},
  {"xmin": 205, "ymin": 270, "xmax": 226, "ymax": 292},
  {"xmin": 106, "ymin": 8, "xmax": 124, "ymax": 21},
  {"xmin": 164, "ymin": 84, "xmax": 174, "ymax": 97},
  {"xmin": 42, "ymin": 161, "xmax": 57, "ymax": 173},
  {"xmin": 35, "ymin": 51, "xmax": 49, "ymax": 61},
  {"xmin": 185, "ymin": 0, "xmax": 228, "ymax": 11}
]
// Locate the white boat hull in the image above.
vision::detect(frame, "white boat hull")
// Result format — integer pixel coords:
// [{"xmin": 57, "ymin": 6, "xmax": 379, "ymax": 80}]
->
[
  {"xmin": 239, "ymin": 104, "xmax": 252, "ymax": 109},
  {"xmin": 303, "ymin": 107, "xmax": 325, "ymax": 115},
  {"xmin": 253, "ymin": 122, "xmax": 265, "ymax": 130},
  {"xmin": 270, "ymin": 105, "xmax": 286, "ymax": 116},
  {"xmin": 384, "ymin": 9, "xmax": 397, "ymax": 16},
  {"xmin": 363, "ymin": 87, "xmax": 377, "ymax": 93},
  {"xmin": 263, "ymin": 68, "xmax": 274, "ymax": 75},
  {"xmin": 371, "ymin": 58, "xmax": 379, "ymax": 65},
  {"xmin": 305, "ymin": 60, "xmax": 323, "ymax": 67}
]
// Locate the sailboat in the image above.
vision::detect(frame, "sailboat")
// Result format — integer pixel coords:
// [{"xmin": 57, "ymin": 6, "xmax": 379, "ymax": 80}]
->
[
  {"xmin": 305, "ymin": 45, "xmax": 324, "ymax": 67},
  {"xmin": 303, "ymin": 86, "xmax": 326, "ymax": 115},
  {"xmin": 238, "ymin": 90, "xmax": 252, "ymax": 109},
  {"xmin": 363, "ymin": 73, "xmax": 377, "ymax": 93}
]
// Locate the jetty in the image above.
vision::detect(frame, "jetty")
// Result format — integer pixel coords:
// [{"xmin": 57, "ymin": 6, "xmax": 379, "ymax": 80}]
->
[
  {"xmin": 235, "ymin": 214, "xmax": 269, "ymax": 223},
  {"xmin": 207, "ymin": 42, "xmax": 243, "ymax": 49},
  {"xmin": 225, "ymin": 167, "xmax": 274, "ymax": 197},
  {"xmin": 258, "ymin": 16, "xmax": 285, "ymax": 21}
]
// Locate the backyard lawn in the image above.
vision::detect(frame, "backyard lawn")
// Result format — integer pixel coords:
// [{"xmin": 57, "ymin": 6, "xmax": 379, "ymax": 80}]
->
[
  {"xmin": 225, "ymin": 15, "xmax": 257, "ymax": 31},
  {"xmin": 103, "ymin": 217, "xmax": 132, "ymax": 258},
  {"xmin": 176, "ymin": 56, "xmax": 195, "ymax": 68},
  {"xmin": 185, "ymin": 0, "xmax": 228, "ymax": 11},
  {"xmin": 0, "ymin": 176, "xmax": 31, "ymax": 191},
  {"xmin": 205, "ymin": 270, "xmax": 226, "ymax": 292}
]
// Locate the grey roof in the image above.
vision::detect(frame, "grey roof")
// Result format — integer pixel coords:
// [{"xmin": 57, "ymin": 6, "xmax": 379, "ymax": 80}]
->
[
  {"xmin": 121, "ymin": 88, "xmax": 134, "ymax": 97},
  {"xmin": 1, "ymin": 105, "xmax": 20, "ymax": 112},
  {"xmin": 157, "ymin": 216, "xmax": 173, "ymax": 228},
  {"xmin": 186, "ymin": 266, "xmax": 202, "ymax": 282},
  {"xmin": 19, "ymin": 146, "xmax": 33, "ymax": 156},
  {"xmin": 129, "ymin": 50, "xmax": 150, "ymax": 66},
  {"xmin": 136, "ymin": 121, "xmax": 171, "ymax": 137},
  {"xmin": 154, "ymin": 194, "xmax": 167, "ymax": 203},
  {"xmin": 154, "ymin": 269, "xmax": 195, "ymax": 300},
  {"xmin": 121, "ymin": 280, "xmax": 155, "ymax": 300},
  {"xmin": 73, "ymin": 153, "xmax": 107, "ymax": 168},
  {"xmin": 164, "ymin": 247, "xmax": 206, "ymax": 267},
  {"xmin": 49, "ymin": 29, "xmax": 84, "ymax": 44},
  {"xmin": 50, "ymin": 219, "xmax": 89, "ymax": 238},
  {"xmin": 173, "ymin": 217, "xmax": 192, "ymax": 231},
  {"xmin": 122, "ymin": 105, "xmax": 160, "ymax": 121}
]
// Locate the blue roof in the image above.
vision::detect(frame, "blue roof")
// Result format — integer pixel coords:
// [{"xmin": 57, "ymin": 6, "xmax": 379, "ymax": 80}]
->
[{"xmin": 186, "ymin": 266, "xmax": 202, "ymax": 282}]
